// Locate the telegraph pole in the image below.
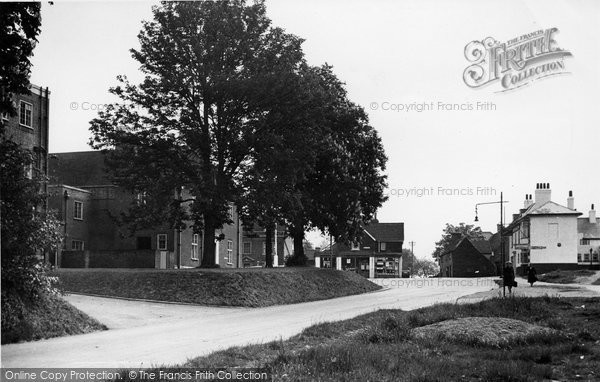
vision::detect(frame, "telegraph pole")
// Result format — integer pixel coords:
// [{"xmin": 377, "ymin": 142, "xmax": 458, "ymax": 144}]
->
[{"xmin": 409, "ymin": 241, "xmax": 415, "ymax": 276}]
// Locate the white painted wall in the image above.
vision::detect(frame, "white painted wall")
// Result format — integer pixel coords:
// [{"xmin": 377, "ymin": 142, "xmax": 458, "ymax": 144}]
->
[
  {"xmin": 314, "ymin": 256, "xmax": 321, "ymax": 268},
  {"xmin": 529, "ymin": 215, "xmax": 578, "ymax": 264}
]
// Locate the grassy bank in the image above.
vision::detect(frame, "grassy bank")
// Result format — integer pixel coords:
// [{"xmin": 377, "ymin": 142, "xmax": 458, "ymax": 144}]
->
[
  {"xmin": 538, "ymin": 269, "xmax": 596, "ymax": 284},
  {"xmin": 129, "ymin": 297, "xmax": 599, "ymax": 381},
  {"xmin": 54, "ymin": 268, "xmax": 381, "ymax": 307},
  {"xmin": 1, "ymin": 293, "xmax": 107, "ymax": 344}
]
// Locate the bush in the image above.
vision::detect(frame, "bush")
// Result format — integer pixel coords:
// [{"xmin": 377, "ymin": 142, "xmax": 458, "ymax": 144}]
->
[{"xmin": 1, "ymin": 137, "xmax": 63, "ymax": 339}]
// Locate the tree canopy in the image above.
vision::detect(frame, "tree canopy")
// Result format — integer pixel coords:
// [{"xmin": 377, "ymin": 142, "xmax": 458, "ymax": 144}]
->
[
  {"xmin": 90, "ymin": 1, "xmax": 387, "ymax": 267},
  {"xmin": 0, "ymin": 2, "xmax": 41, "ymax": 117},
  {"xmin": 431, "ymin": 223, "xmax": 483, "ymax": 261}
]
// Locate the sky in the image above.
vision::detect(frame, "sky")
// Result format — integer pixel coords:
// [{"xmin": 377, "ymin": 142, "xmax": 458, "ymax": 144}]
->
[{"xmin": 29, "ymin": 0, "xmax": 600, "ymax": 259}]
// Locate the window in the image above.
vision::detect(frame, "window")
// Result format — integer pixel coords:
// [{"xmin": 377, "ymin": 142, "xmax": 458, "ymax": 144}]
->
[
  {"xmin": 584, "ymin": 252, "xmax": 590, "ymax": 262},
  {"xmin": 547, "ymin": 223, "xmax": 559, "ymax": 241},
  {"xmin": 191, "ymin": 234, "xmax": 199, "ymax": 260},
  {"xmin": 380, "ymin": 242, "xmax": 387, "ymax": 251},
  {"xmin": 24, "ymin": 163, "xmax": 33, "ymax": 179},
  {"xmin": 578, "ymin": 253, "xmax": 583, "ymax": 263},
  {"xmin": 581, "ymin": 239, "xmax": 590, "ymax": 245},
  {"xmin": 229, "ymin": 205, "xmax": 234, "ymax": 219},
  {"xmin": 136, "ymin": 191, "xmax": 147, "ymax": 205},
  {"xmin": 594, "ymin": 252, "xmax": 599, "ymax": 262},
  {"xmin": 227, "ymin": 240, "xmax": 233, "ymax": 264},
  {"xmin": 71, "ymin": 240, "xmax": 84, "ymax": 251},
  {"xmin": 157, "ymin": 234, "xmax": 168, "ymax": 250},
  {"xmin": 350, "ymin": 242, "xmax": 360, "ymax": 251},
  {"xmin": 19, "ymin": 101, "xmax": 32, "ymax": 128},
  {"xmin": 73, "ymin": 201, "xmax": 83, "ymax": 220},
  {"xmin": 243, "ymin": 242, "xmax": 251, "ymax": 254}
]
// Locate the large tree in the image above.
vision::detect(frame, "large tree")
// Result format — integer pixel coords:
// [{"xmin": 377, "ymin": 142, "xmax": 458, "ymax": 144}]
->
[
  {"xmin": 90, "ymin": 1, "xmax": 305, "ymax": 267},
  {"xmin": 239, "ymin": 64, "xmax": 387, "ymax": 266},
  {"xmin": 286, "ymin": 66, "xmax": 387, "ymax": 262},
  {"xmin": 432, "ymin": 223, "xmax": 483, "ymax": 261},
  {"xmin": 0, "ymin": 2, "xmax": 42, "ymax": 117}
]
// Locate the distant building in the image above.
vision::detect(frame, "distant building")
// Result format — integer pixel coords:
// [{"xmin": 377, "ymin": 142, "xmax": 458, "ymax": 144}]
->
[
  {"xmin": 48, "ymin": 151, "xmax": 241, "ymax": 269},
  {"xmin": 439, "ymin": 234, "xmax": 496, "ymax": 277},
  {"xmin": 314, "ymin": 221, "xmax": 404, "ymax": 278},
  {"xmin": 240, "ymin": 223, "xmax": 293, "ymax": 267},
  {"xmin": 506, "ymin": 183, "xmax": 599, "ymax": 274},
  {"xmin": 577, "ymin": 204, "xmax": 600, "ymax": 266}
]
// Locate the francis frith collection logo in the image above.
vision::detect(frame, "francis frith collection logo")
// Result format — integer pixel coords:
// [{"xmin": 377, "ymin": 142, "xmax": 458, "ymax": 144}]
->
[{"xmin": 463, "ymin": 28, "xmax": 572, "ymax": 92}]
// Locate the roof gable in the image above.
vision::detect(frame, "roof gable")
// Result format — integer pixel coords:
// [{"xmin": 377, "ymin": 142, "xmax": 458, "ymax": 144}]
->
[
  {"xmin": 363, "ymin": 222, "xmax": 404, "ymax": 242},
  {"xmin": 524, "ymin": 201, "xmax": 582, "ymax": 216},
  {"xmin": 578, "ymin": 217, "xmax": 600, "ymax": 239}
]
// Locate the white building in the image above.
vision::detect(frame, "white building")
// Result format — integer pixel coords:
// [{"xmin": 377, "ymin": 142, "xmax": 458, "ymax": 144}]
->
[
  {"xmin": 507, "ymin": 183, "xmax": 583, "ymax": 274},
  {"xmin": 577, "ymin": 204, "xmax": 600, "ymax": 266}
]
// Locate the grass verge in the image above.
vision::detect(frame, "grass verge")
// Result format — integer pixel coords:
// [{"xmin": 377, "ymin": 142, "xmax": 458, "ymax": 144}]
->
[
  {"xmin": 537, "ymin": 269, "xmax": 596, "ymax": 284},
  {"xmin": 118, "ymin": 297, "xmax": 600, "ymax": 381},
  {"xmin": 1, "ymin": 293, "xmax": 107, "ymax": 344},
  {"xmin": 53, "ymin": 268, "xmax": 381, "ymax": 307}
]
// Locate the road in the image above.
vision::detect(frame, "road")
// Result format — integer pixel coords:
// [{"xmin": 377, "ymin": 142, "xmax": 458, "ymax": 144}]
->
[{"xmin": 1, "ymin": 277, "xmax": 497, "ymax": 368}]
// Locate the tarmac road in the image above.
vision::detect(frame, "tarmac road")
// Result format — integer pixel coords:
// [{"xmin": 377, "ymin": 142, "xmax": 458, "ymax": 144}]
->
[{"xmin": 1, "ymin": 277, "xmax": 497, "ymax": 368}]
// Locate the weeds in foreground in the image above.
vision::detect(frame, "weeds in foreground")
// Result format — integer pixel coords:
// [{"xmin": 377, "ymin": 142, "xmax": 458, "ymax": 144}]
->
[{"xmin": 180, "ymin": 297, "xmax": 600, "ymax": 381}]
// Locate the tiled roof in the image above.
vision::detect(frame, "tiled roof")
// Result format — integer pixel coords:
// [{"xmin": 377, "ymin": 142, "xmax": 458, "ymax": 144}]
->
[
  {"xmin": 444, "ymin": 236, "xmax": 492, "ymax": 256},
  {"xmin": 526, "ymin": 201, "xmax": 582, "ymax": 216},
  {"xmin": 363, "ymin": 222, "xmax": 404, "ymax": 242},
  {"xmin": 509, "ymin": 201, "xmax": 582, "ymax": 229},
  {"xmin": 578, "ymin": 217, "xmax": 600, "ymax": 239},
  {"xmin": 470, "ymin": 239, "xmax": 492, "ymax": 254},
  {"xmin": 49, "ymin": 151, "xmax": 110, "ymax": 187}
]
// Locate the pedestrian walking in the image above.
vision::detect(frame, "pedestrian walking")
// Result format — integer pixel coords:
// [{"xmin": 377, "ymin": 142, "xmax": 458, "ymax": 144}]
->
[
  {"xmin": 527, "ymin": 263, "xmax": 537, "ymax": 287},
  {"xmin": 503, "ymin": 261, "xmax": 515, "ymax": 294}
]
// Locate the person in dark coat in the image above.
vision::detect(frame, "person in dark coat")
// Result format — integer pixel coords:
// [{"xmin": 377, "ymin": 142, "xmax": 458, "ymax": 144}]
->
[
  {"xmin": 526, "ymin": 263, "xmax": 537, "ymax": 287},
  {"xmin": 503, "ymin": 261, "xmax": 515, "ymax": 294}
]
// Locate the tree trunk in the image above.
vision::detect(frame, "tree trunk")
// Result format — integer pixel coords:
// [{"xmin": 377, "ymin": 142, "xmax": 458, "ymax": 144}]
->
[
  {"xmin": 201, "ymin": 215, "xmax": 217, "ymax": 267},
  {"xmin": 289, "ymin": 223, "xmax": 306, "ymax": 266},
  {"xmin": 293, "ymin": 231, "xmax": 304, "ymax": 259},
  {"xmin": 265, "ymin": 224, "xmax": 274, "ymax": 268}
]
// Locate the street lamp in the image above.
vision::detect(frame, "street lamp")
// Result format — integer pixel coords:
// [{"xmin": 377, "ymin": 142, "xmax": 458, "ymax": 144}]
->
[{"xmin": 474, "ymin": 192, "xmax": 510, "ymax": 297}]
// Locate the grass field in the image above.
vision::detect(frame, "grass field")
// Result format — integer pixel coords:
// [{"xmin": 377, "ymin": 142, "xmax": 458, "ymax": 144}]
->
[
  {"xmin": 53, "ymin": 267, "xmax": 381, "ymax": 307},
  {"xmin": 537, "ymin": 269, "xmax": 596, "ymax": 284},
  {"xmin": 120, "ymin": 297, "xmax": 599, "ymax": 381},
  {"xmin": 1, "ymin": 293, "xmax": 107, "ymax": 344}
]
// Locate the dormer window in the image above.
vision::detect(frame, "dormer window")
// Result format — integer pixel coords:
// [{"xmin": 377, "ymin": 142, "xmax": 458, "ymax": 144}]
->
[
  {"xmin": 351, "ymin": 242, "xmax": 360, "ymax": 251},
  {"xmin": 380, "ymin": 242, "xmax": 386, "ymax": 251}
]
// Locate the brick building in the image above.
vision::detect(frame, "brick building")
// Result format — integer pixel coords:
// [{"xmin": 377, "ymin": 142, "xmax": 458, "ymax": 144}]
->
[
  {"xmin": 1, "ymin": 84, "xmax": 50, "ymax": 200},
  {"xmin": 48, "ymin": 150, "xmax": 242, "ymax": 269},
  {"xmin": 240, "ymin": 223, "xmax": 293, "ymax": 267}
]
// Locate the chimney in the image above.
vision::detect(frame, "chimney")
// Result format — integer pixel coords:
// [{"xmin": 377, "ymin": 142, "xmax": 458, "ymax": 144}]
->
[
  {"xmin": 590, "ymin": 204, "xmax": 597, "ymax": 224},
  {"xmin": 567, "ymin": 191, "xmax": 575, "ymax": 210},
  {"xmin": 523, "ymin": 194, "xmax": 534, "ymax": 208},
  {"xmin": 534, "ymin": 182, "xmax": 551, "ymax": 205}
]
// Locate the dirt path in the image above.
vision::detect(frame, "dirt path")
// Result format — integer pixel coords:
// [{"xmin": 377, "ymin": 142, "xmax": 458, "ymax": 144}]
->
[
  {"xmin": 457, "ymin": 276, "xmax": 600, "ymax": 303},
  {"xmin": 1, "ymin": 277, "xmax": 496, "ymax": 368}
]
